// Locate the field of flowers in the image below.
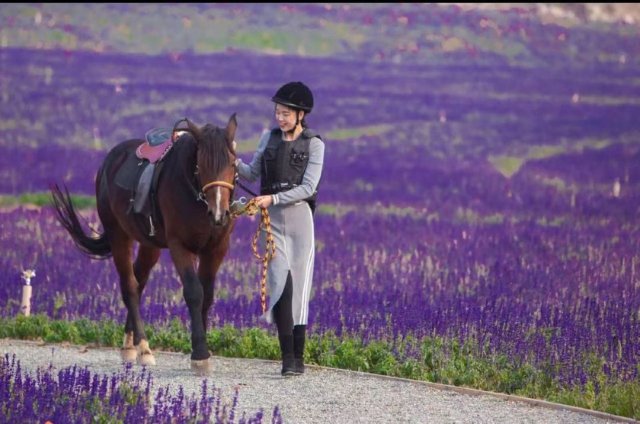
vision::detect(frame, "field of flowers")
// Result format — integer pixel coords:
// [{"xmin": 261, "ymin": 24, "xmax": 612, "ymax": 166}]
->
[
  {"xmin": 1, "ymin": 353, "xmax": 276, "ymax": 423},
  {"xmin": 1, "ymin": 3, "xmax": 639, "ymax": 421}
]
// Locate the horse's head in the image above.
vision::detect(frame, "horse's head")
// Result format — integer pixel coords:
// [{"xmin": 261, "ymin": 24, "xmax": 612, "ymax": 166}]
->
[{"xmin": 184, "ymin": 114, "xmax": 237, "ymax": 227}]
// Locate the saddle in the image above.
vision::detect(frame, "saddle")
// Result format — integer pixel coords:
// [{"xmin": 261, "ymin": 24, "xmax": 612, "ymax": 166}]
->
[
  {"xmin": 136, "ymin": 127, "xmax": 175, "ymax": 163},
  {"xmin": 118, "ymin": 127, "xmax": 182, "ymax": 237}
]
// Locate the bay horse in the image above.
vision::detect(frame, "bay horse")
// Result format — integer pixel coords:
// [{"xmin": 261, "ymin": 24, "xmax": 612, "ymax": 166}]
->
[{"xmin": 50, "ymin": 114, "xmax": 239, "ymax": 371}]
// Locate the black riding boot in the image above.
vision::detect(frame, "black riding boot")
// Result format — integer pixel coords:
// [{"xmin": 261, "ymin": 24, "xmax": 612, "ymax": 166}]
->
[
  {"xmin": 278, "ymin": 334, "xmax": 296, "ymax": 377},
  {"xmin": 274, "ymin": 274, "xmax": 295, "ymax": 376},
  {"xmin": 293, "ymin": 325, "xmax": 306, "ymax": 374}
]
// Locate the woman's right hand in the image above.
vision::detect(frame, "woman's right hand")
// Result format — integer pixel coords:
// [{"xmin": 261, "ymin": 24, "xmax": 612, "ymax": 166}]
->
[{"xmin": 253, "ymin": 195, "xmax": 273, "ymax": 209}]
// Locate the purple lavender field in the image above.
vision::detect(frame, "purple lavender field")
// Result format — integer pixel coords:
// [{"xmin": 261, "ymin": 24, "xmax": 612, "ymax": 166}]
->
[
  {"xmin": 1, "ymin": 353, "xmax": 277, "ymax": 423},
  {"xmin": 1, "ymin": 2, "xmax": 639, "ymax": 411}
]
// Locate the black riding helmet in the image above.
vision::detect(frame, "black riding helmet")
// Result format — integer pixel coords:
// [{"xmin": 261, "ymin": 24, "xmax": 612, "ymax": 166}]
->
[{"xmin": 271, "ymin": 81, "xmax": 314, "ymax": 113}]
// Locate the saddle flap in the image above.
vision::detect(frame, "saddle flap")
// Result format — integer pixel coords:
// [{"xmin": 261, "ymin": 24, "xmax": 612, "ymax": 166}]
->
[{"xmin": 134, "ymin": 163, "xmax": 156, "ymax": 215}]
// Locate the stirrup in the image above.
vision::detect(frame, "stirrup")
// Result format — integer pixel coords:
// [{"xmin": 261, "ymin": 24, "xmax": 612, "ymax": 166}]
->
[{"xmin": 148, "ymin": 216, "xmax": 155, "ymax": 237}]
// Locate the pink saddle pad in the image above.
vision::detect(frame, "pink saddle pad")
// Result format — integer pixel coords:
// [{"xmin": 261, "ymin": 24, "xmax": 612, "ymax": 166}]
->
[{"xmin": 136, "ymin": 128, "xmax": 175, "ymax": 163}]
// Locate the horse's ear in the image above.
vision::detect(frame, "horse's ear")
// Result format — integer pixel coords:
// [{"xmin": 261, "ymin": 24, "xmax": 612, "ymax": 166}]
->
[
  {"xmin": 186, "ymin": 119, "xmax": 202, "ymax": 141},
  {"xmin": 226, "ymin": 113, "xmax": 237, "ymax": 150}
]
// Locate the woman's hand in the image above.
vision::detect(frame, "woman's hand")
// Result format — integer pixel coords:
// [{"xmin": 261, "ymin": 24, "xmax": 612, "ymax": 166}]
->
[{"xmin": 254, "ymin": 195, "xmax": 273, "ymax": 209}]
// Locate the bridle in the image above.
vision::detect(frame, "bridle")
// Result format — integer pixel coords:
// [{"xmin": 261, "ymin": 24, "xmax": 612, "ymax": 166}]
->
[
  {"xmin": 201, "ymin": 180, "xmax": 234, "ymax": 194},
  {"xmin": 171, "ymin": 117, "xmax": 237, "ymax": 204},
  {"xmin": 196, "ymin": 155, "xmax": 237, "ymax": 205}
]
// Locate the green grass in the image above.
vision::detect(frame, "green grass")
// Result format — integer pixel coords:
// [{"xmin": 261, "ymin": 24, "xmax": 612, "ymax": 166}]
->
[
  {"xmin": 488, "ymin": 155, "xmax": 524, "ymax": 178},
  {"xmin": 0, "ymin": 192, "xmax": 96, "ymax": 209},
  {"xmin": 1, "ymin": 315, "xmax": 637, "ymax": 420},
  {"xmin": 325, "ymin": 124, "xmax": 394, "ymax": 141}
]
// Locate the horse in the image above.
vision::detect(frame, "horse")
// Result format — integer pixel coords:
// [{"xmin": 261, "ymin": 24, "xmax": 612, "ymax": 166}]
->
[{"xmin": 50, "ymin": 114, "xmax": 239, "ymax": 371}]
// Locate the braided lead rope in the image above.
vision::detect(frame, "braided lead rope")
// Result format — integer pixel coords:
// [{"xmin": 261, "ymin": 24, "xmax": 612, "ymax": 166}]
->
[{"xmin": 231, "ymin": 199, "xmax": 276, "ymax": 313}]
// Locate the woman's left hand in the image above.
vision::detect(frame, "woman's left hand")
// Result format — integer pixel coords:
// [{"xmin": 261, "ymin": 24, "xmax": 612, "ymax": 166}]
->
[{"xmin": 254, "ymin": 195, "xmax": 273, "ymax": 209}]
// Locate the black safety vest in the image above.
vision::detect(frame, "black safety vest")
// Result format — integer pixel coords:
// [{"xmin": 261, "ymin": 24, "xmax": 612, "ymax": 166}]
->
[{"xmin": 260, "ymin": 128, "xmax": 320, "ymax": 212}]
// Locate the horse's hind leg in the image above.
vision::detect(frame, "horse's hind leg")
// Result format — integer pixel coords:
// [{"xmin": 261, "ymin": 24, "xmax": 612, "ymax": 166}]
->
[
  {"xmin": 122, "ymin": 244, "xmax": 161, "ymax": 364},
  {"xmin": 112, "ymin": 234, "xmax": 156, "ymax": 365}
]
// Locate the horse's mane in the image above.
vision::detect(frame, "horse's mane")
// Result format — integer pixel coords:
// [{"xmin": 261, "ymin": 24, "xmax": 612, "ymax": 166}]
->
[{"xmin": 198, "ymin": 124, "xmax": 231, "ymax": 176}]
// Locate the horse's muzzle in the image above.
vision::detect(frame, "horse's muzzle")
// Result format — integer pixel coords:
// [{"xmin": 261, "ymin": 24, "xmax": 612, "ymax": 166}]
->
[{"xmin": 209, "ymin": 209, "xmax": 230, "ymax": 227}]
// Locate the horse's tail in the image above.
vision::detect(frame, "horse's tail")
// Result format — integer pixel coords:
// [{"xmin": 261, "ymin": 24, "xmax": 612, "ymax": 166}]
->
[{"xmin": 50, "ymin": 183, "xmax": 112, "ymax": 259}]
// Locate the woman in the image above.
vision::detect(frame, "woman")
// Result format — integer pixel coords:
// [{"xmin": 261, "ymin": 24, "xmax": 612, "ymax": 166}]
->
[{"xmin": 236, "ymin": 81, "xmax": 325, "ymax": 377}]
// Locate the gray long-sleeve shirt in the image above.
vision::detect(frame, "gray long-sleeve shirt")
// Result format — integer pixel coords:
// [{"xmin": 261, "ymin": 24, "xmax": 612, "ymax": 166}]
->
[{"xmin": 236, "ymin": 129, "xmax": 325, "ymax": 205}]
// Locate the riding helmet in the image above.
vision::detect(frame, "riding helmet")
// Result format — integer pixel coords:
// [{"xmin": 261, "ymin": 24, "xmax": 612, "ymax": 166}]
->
[{"xmin": 271, "ymin": 81, "xmax": 314, "ymax": 113}]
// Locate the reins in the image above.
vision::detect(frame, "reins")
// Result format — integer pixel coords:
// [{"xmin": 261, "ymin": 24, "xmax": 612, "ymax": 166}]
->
[
  {"xmin": 235, "ymin": 179, "xmax": 258, "ymax": 197},
  {"xmin": 230, "ymin": 198, "xmax": 276, "ymax": 314},
  {"xmin": 228, "ymin": 166, "xmax": 270, "ymax": 314}
]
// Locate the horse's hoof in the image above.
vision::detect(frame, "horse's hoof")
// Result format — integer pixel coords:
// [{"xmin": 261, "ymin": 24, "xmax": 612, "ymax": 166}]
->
[
  {"xmin": 135, "ymin": 340, "xmax": 155, "ymax": 366},
  {"xmin": 137, "ymin": 353, "xmax": 156, "ymax": 366},
  {"xmin": 120, "ymin": 348, "xmax": 137, "ymax": 363},
  {"xmin": 191, "ymin": 359, "xmax": 211, "ymax": 375}
]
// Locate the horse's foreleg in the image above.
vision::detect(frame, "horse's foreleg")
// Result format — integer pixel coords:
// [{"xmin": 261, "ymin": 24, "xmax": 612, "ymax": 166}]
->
[
  {"xmin": 198, "ymin": 239, "xmax": 229, "ymax": 332},
  {"xmin": 199, "ymin": 271, "xmax": 214, "ymax": 333},
  {"xmin": 169, "ymin": 245, "xmax": 210, "ymax": 365}
]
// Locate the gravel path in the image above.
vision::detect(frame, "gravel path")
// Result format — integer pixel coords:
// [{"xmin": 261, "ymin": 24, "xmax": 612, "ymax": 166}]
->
[{"xmin": 1, "ymin": 339, "xmax": 635, "ymax": 423}]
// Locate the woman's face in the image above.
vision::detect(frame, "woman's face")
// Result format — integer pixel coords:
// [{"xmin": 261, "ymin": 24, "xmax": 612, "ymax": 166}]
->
[{"xmin": 274, "ymin": 103, "xmax": 302, "ymax": 132}]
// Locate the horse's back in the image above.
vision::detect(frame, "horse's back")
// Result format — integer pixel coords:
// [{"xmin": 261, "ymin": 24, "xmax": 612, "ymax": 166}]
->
[
  {"xmin": 95, "ymin": 140, "xmax": 143, "ymax": 224},
  {"xmin": 97, "ymin": 140, "xmax": 143, "ymax": 189}
]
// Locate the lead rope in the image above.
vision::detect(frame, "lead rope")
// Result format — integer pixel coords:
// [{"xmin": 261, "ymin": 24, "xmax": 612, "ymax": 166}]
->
[{"xmin": 231, "ymin": 198, "xmax": 275, "ymax": 314}]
